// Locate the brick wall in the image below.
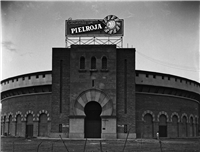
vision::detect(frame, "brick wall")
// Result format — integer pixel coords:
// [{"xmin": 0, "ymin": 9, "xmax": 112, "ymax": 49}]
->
[
  {"xmin": 1, "ymin": 93, "xmax": 51, "ymax": 116},
  {"xmin": 117, "ymin": 48, "xmax": 136, "ymax": 134},
  {"xmin": 69, "ymin": 45, "xmax": 117, "ymax": 116},
  {"xmin": 136, "ymin": 92, "xmax": 199, "ymax": 137},
  {"xmin": 51, "ymin": 48, "xmax": 70, "ymax": 134}
]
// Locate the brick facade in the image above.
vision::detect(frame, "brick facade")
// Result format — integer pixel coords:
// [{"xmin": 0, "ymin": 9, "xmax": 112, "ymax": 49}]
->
[{"xmin": 1, "ymin": 45, "xmax": 199, "ymax": 139}]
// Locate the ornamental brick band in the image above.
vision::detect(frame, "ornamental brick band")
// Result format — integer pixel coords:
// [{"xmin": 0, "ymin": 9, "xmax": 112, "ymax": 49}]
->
[{"xmin": 74, "ymin": 89, "xmax": 113, "ymax": 116}]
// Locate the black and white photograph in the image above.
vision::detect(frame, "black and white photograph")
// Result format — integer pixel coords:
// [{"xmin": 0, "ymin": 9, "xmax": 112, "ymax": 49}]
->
[{"xmin": 1, "ymin": 0, "xmax": 200, "ymax": 151}]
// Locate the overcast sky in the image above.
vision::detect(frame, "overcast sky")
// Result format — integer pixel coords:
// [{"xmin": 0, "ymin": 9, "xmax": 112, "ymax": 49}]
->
[{"xmin": 1, "ymin": 1, "xmax": 200, "ymax": 82}]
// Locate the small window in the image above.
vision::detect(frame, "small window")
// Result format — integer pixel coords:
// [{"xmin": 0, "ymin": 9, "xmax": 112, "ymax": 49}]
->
[
  {"xmin": 91, "ymin": 56, "xmax": 96, "ymax": 69},
  {"xmin": 59, "ymin": 124, "xmax": 62, "ymax": 133},
  {"xmin": 124, "ymin": 124, "xmax": 127, "ymax": 133},
  {"xmin": 80, "ymin": 56, "xmax": 85, "ymax": 69},
  {"xmin": 102, "ymin": 56, "xmax": 107, "ymax": 69},
  {"xmin": 92, "ymin": 80, "xmax": 94, "ymax": 87}
]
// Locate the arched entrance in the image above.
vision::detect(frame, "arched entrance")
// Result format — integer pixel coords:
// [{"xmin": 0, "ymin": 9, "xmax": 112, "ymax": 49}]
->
[
  {"xmin": 16, "ymin": 114, "xmax": 22, "ymax": 136},
  {"xmin": 38, "ymin": 114, "xmax": 48, "ymax": 137},
  {"xmin": 143, "ymin": 114, "xmax": 153, "ymax": 138},
  {"xmin": 171, "ymin": 115, "xmax": 179, "ymax": 137},
  {"xmin": 8, "ymin": 115, "xmax": 12, "ymax": 136},
  {"xmin": 84, "ymin": 101, "xmax": 102, "ymax": 138},
  {"xmin": 159, "ymin": 114, "xmax": 167, "ymax": 137},
  {"xmin": 189, "ymin": 117, "xmax": 194, "ymax": 137},
  {"xmin": 182, "ymin": 116, "xmax": 187, "ymax": 137},
  {"xmin": 26, "ymin": 114, "xmax": 33, "ymax": 138}
]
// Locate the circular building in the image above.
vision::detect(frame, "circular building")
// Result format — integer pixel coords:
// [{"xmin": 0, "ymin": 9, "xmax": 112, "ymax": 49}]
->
[{"xmin": 1, "ymin": 45, "xmax": 200, "ymax": 139}]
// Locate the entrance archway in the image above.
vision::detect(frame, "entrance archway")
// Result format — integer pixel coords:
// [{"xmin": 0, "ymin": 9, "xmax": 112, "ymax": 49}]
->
[
  {"xmin": 143, "ymin": 114, "xmax": 153, "ymax": 138},
  {"xmin": 159, "ymin": 114, "xmax": 167, "ymax": 137},
  {"xmin": 26, "ymin": 114, "xmax": 33, "ymax": 138},
  {"xmin": 84, "ymin": 101, "xmax": 102, "ymax": 138}
]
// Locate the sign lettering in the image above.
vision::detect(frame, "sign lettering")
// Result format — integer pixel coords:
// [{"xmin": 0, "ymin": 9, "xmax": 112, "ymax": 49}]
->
[
  {"xmin": 66, "ymin": 15, "xmax": 124, "ymax": 37},
  {"xmin": 70, "ymin": 23, "xmax": 103, "ymax": 34}
]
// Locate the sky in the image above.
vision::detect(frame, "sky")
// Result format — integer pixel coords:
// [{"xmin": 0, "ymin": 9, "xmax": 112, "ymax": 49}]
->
[{"xmin": 1, "ymin": 1, "xmax": 200, "ymax": 82}]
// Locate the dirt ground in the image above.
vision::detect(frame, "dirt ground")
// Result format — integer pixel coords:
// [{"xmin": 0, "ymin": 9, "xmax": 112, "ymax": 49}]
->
[{"xmin": 1, "ymin": 137, "xmax": 200, "ymax": 152}]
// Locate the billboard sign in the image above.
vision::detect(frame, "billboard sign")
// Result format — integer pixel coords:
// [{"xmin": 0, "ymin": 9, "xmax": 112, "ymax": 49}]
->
[{"xmin": 66, "ymin": 15, "xmax": 124, "ymax": 37}]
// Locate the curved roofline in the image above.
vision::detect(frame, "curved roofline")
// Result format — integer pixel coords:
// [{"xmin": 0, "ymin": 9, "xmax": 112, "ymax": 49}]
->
[
  {"xmin": 1, "ymin": 71, "xmax": 52, "ymax": 83},
  {"xmin": 135, "ymin": 70, "xmax": 200, "ymax": 85},
  {"xmin": 1, "ymin": 70, "xmax": 199, "ymax": 85}
]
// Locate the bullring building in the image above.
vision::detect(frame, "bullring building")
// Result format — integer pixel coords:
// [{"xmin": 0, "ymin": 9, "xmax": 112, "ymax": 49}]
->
[{"xmin": 1, "ymin": 15, "xmax": 200, "ymax": 139}]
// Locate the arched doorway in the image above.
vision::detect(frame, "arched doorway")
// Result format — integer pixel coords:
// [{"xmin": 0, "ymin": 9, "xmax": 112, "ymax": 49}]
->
[
  {"xmin": 8, "ymin": 115, "xmax": 12, "ymax": 136},
  {"xmin": 143, "ymin": 114, "xmax": 153, "ymax": 138},
  {"xmin": 38, "ymin": 114, "xmax": 48, "ymax": 137},
  {"xmin": 26, "ymin": 114, "xmax": 33, "ymax": 138},
  {"xmin": 171, "ymin": 115, "xmax": 179, "ymax": 137},
  {"xmin": 16, "ymin": 115, "xmax": 22, "ymax": 136},
  {"xmin": 159, "ymin": 114, "xmax": 167, "ymax": 137},
  {"xmin": 182, "ymin": 116, "xmax": 187, "ymax": 137},
  {"xmin": 189, "ymin": 117, "xmax": 194, "ymax": 137},
  {"xmin": 84, "ymin": 101, "xmax": 102, "ymax": 138}
]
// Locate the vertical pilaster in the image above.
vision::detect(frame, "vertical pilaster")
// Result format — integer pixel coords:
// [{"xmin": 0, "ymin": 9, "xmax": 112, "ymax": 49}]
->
[
  {"xmin": 153, "ymin": 121, "xmax": 158, "ymax": 138},
  {"xmin": 21, "ymin": 121, "xmax": 26, "ymax": 137},
  {"xmin": 51, "ymin": 48, "xmax": 70, "ymax": 136},
  {"xmin": 33, "ymin": 121, "xmax": 39, "ymax": 137},
  {"xmin": 12, "ymin": 121, "xmax": 16, "ymax": 136},
  {"xmin": 117, "ymin": 48, "xmax": 136, "ymax": 139}
]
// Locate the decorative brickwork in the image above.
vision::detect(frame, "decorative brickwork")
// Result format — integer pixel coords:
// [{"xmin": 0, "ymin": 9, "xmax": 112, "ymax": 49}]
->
[{"xmin": 1, "ymin": 45, "xmax": 199, "ymax": 138}]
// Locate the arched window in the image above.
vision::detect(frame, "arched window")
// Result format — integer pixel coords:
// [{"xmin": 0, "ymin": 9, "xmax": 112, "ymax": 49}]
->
[
  {"xmin": 80, "ymin": 56, "xmax": 85, "ymax": 69},
  {"xmin": 39, "ymin": 113, "xmax": 48, "ymax": 137},
  {"xmin": 159, "ymin": 114, "xmax": 167, "ymax": 137},
  {"xmin": 16, "ymin": 114, "xmax": 22, "ymax": 136},
  {"xmin": 91, "ymin": 56, "xmax": 96, "ymax": 69},
  {"xmin": 172, "ymin": 115, "xmax": 179, "ymax": 137},
  {"xmin": 143, "ymin": 113, "xmax": 153, "ymax": 138},
  {"xmin": 8, "ymin": 115, "xmax": 12, "ymax": 135},
  {"xmin": 102, "ymin": 56, "xmax": 107, "ymax": 69}
]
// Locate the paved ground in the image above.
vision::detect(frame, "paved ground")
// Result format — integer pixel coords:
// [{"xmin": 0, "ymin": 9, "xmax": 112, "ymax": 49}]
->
[{"xmin": 1, "ymin": 137, "xmax": 200, "ymax": 152}]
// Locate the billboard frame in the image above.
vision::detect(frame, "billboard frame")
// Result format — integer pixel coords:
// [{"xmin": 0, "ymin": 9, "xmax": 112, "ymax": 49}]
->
[{"xmin": 65, "ymin": 15, "xmax": 124, "ymax": 47}]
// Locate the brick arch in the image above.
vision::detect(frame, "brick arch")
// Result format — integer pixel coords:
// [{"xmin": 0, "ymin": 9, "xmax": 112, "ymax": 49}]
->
[
  {"xmin": 14, "ymin": 111, "xmax": 23, "ymax": 122},
  {"xmin": 24, "ymin": 110, "xmax": 35, "ymax": 121},
  {"xmin": 1, "ymin": 113, "xmax": 7, "ymax": 122},
  {"xmin": 6, "ymin": 112, "xmax": 14, "ymax": 122},
  {"xmin": 142, "ymin": 110, "xmax": 155, "ymax": 122},
  {"xmin": 189, "ymin": 114, "xmax": 195, "ymax": 123},
  {"xmin": 36, "ymin": 110, "xmax": 51, "ymax": 121},
  {"xmin": 171, "ymin": 112, "xmax": 180, "ymax": 122},
  {"xmin": 181, "ymin": 113, "xmax": 188, "ymax": 123},
  {"xmin": 74, "ymin": 89, "xmax": 113, "ymax": 116},
  {"xmin": 157, "ymin": 111, "xmax": 169, "ymax": 122}
]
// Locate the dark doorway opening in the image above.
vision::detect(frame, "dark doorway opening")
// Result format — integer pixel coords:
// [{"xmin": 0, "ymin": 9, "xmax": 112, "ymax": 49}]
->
[
  {"xmin": 26, "ymin": 125, "xmax": 33, "ymax": 138},
  {"xmin": 159, "ymin": 126, "xmax": 167, "ymax": 137},
  {"xmin": 84, "ymin": 101, "xmax": 102, "ymax": 138}
]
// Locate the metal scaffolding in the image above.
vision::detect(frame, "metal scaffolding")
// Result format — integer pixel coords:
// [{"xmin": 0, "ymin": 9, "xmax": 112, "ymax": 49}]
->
[{"xmin": 65, "ymin": 36, "xmax": 123, "ymax": 48}]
